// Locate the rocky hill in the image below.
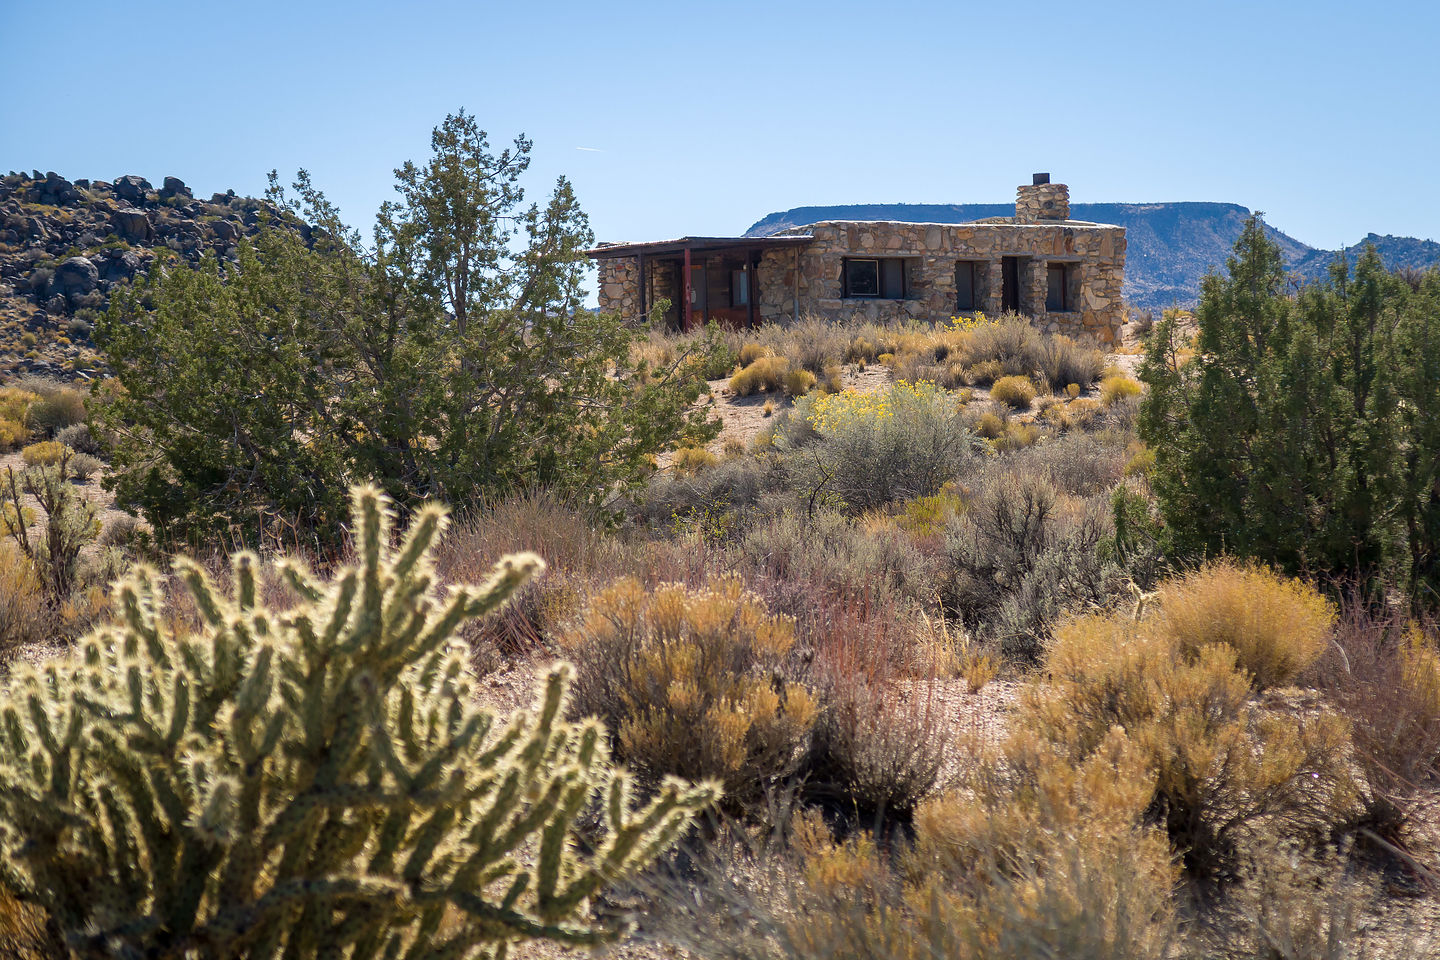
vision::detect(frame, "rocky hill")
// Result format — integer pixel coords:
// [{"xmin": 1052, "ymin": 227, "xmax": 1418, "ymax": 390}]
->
[
  {"xmin": 746, "ymin": 202, "xmax": 1440, "ymax": 311},
  {"xmin": 0, "ymin": 171, "xmax": 302, "ymax": 380}
]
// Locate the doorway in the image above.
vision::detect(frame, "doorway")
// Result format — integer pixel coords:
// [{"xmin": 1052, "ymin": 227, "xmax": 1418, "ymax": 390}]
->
[{"xmin": 1001, "ymin": 256, "xmax": 1024, "ymax": 313}]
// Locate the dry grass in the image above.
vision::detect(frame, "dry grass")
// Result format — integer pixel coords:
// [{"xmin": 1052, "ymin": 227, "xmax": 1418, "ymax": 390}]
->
[
  {"xmin": 1099, "ymin": 372, "xmax": 1142, "ymax": 405},
  {"xmin": 989, "ymin": 375, "xmax": 1036, "ymax": 409},
  {"xmin": 670, "ymin": 445, "xmax": 718, "ymax": 476},
  {"xmin": 729, "ymin": 355, "xmax": 790, "ymax": 397},
  {"xmin": 1313, "ymin": 602, "xmax": 1440, "ymax": 838},
  {"xmin": 0, "ymin": 542, "xmax": 46, "ymax": 660},
  {"xmin": 1158, "ymin": 560, "xmax": 1335, "ymax": 690}
]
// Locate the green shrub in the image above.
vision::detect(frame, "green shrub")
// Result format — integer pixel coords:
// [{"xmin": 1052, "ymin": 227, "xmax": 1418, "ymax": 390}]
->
[
  {"xmin": 1, "ymin": 460, "xmax": 98, "ymax": 601},
  {"xmin": 990, "ymin": 375, "xmax": 1037, "ymax": 408},
  {"xmin": 785, "ymin": 381, "xmax": 981, "ymax": 513},
  {"xmin": 0, "ymin": 487, "xmax": 715, "ymax": 958},
  {"xmin": 1157, "ymin": 561, "xmax": 1334, "ymax": 690},
  {"xmin": 631, "ymin": 456, "xmax": 767, "ymax": 535},
  {"xmin": 65, "ymin": 453, "xmax": 102, "ymax": 482},
  {"xmin": 962, "ymin": 315, "xmax": 1105, "ymax": 388},
  {"xmin": 561, "ymin": 575, "xmax": 816, "ymax": 808},
  {"xmin": 741, "ymin": 509, "xmax": 942, "ymax": 615},
  {"xmin": 943, "ymin": 471, "xmax": 1122, "ymax": 660}
]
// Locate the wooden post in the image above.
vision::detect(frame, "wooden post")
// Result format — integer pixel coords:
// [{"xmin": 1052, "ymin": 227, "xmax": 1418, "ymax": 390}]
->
[
  {"xmin": 747, "ymin": 250, "xmax": 757, "ymax": 328},
  {"xmin": 638, "ymin": 252, "xmax": 646, "ymax": 321},
  {"xmin": 792, "ymin": 247, "xmax": 800, "ymax": 323},
  {"xmin": 682, "ymin": 246, "xmax": 693, "ymax": 330}
]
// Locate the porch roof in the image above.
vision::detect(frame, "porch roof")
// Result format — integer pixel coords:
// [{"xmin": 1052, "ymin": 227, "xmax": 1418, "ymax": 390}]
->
[{"xmin": 585, "ymin": 235, "xmax": 812, "ymax": 259}]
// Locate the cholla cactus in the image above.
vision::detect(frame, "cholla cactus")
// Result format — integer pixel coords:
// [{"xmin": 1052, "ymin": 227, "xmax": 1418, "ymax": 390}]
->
[{"xmin": 0, "ymin": 486, "xmax": 715, "ymax": 959}]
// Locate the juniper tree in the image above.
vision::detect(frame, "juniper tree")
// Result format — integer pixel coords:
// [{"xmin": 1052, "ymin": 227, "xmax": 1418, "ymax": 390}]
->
[
  {"xmin": 96, "ymin": 111, "xmax": 720, "ymax": 543},
  {"xmin": 1140, "ymin": 215, "xmax": 1440, "ymax": 601},
  {"xmin": 0, "ymin": 486, "xmax": 716, "ymax": 959}
]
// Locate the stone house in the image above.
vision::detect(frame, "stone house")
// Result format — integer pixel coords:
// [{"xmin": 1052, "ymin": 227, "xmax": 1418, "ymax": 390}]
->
[{"xmin": 588, "ymin": 174, "xmax": 1127, "ymax": 344}]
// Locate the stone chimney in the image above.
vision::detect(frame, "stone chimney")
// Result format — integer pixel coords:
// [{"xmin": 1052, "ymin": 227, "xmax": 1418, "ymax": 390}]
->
[{"xmin": 1015, "ymin": 172, "xmax": 1070, "ymax": 222}]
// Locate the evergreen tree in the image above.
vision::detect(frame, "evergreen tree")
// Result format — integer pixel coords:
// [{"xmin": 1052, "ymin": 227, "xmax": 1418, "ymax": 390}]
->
[
  {"xmin": 96, "ymin": 112, "xmax": 719, "ymax": 542},
  {"xmin": 1140, "ymin": 214, "xmax": 1439, "ymax": 602}
]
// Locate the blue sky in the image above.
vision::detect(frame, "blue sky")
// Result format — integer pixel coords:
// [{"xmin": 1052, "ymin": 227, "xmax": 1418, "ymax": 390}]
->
[{"xmin": 3, "ymin": 0, "xmax": 1436, "ymax": 257}]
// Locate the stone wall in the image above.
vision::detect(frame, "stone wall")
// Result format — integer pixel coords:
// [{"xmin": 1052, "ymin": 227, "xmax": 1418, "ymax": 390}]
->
[
  {"xmin": 1015, "ymin": 182, "xmax": 1071, "ymax": 222},
  {"xmin": 763, "ymin": 218, "xmax": 1127, "ymax": 343},
  {"xmin": 597, "ymin": 257, "xmax": 640, "ymax": 320},
  {"xmin": 592, "ymin": 206, "xmax": 1127, "ymax": 344}
]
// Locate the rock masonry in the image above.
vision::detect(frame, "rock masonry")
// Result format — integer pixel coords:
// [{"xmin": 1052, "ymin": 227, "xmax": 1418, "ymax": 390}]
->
[{"xmin": 594, "ymin": 177, "xmax": 1127, "ymax": 344}]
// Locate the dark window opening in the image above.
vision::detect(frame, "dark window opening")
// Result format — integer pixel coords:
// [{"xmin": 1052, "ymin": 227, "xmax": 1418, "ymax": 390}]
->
[
  {"xmin": 1046, "ymin": 263, "xmax": 1068, "ymax": 312},
  {"xmin": 955, "ymin": 261, "xmax": 982, "ymax": 311},
  {"xmin": 844, "ymin": 258, "xmax": 907, "ymax": 299}
]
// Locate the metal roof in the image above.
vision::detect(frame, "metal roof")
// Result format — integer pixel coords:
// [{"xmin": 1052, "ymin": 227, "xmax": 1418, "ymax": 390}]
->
[{"xmin": 586, "ymin": 235, "xmax": 813, "ymax": 259}]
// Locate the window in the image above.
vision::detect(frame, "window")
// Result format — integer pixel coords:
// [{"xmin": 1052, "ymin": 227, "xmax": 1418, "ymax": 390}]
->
[
  {"xmin": 844, "ymin": 258, "xmax": 907, "ymax": 299},
  {"xmin": 955, "ymin": 261, "xmax": 981, "ymax": 311},
  {"xmin": 731, "ymin": 268, "xmax": 749, "ymax": 307},
  {"xmin": 1046, "ymin": 263, "xmax": 1069, "ymax": 312}
]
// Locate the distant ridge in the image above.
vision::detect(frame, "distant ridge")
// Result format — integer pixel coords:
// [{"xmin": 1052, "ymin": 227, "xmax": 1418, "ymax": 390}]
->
[{"xmin": 745, "ymin": 202, "xmax": 1440, "ymax": 311}]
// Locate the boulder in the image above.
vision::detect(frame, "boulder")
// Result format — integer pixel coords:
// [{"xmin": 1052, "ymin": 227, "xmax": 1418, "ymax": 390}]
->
[
  {"xmin": 101, "ymin": 250, "xmax": 142, "ymax": 283},
  {"xmin": 113, "ymin": 175, "xmax": 152, "ymax": 203},
  {"xmin": 112, "ymin": 207, "xmax": 153, "ymax": 242},
  {"xmin": 211, "ymin": 219, "xmax": 240, "ymax": 242},
  {"xmin": 36, "ymin": 172, "xmax": 81, "ymax": 205},
  {"xmin": 54, "ymin": 256, "xmax": 99, "ymax": 295},
  {"xmin": 160, "ymin": 176, "xmax": 192, "ymax": 200}
]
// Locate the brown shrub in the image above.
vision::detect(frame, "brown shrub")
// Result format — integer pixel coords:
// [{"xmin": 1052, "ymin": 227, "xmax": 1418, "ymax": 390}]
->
[
  {"xmin": 0, "ymin": 890, "xmax": 64, "ymax": 960},
  {"xmin": 1158, "ymin": 560, "xmax": 1335, "ymax": 690},
  {"xmin": 561, "ymin": 575, "xmax": 816, "ymax": 806},
  {"xmin": 435, "ymin": 491, "xmax": 614, "ymax": 655},
  {"xmin": 1029, "ymin": 611, "xmax": 1361, "ymax": 881},
  {"xmin": 802, "ymin": 677, "xmax": 947, "ymax": 824},
  {"xmin": 1312, "ymin": 603, "xmax": 1440, "ymax": 838},
  {"xmin": 0, "ymin": 543, "xmax": 47, "ymax": 659}
]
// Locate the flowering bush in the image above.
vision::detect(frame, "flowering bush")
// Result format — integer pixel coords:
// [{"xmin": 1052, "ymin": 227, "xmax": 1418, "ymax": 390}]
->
[{"xmin": 785, "ymin": 382, "xmax": 981, "ymax": 513}]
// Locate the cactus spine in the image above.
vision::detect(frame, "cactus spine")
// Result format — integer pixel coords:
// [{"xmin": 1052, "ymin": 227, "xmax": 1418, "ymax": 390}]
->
[{"xmin": 0, "ymin": 486, "xmax": 716, "ymax": 959}]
